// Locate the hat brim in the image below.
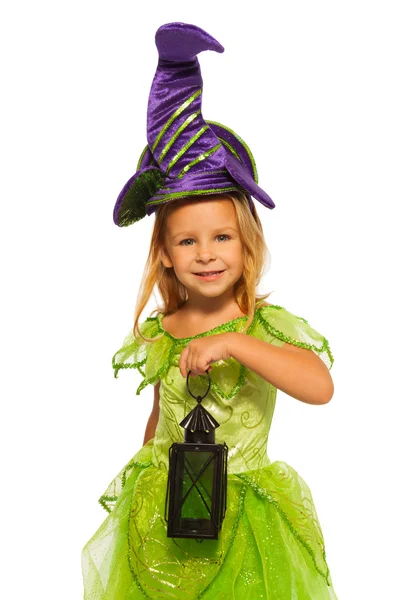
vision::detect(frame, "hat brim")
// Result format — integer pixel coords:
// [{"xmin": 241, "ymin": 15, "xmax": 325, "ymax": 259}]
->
[
  {"xmin": 113, "ymin": 166, "xmax": 165, "ymax": 226},
  {"xmin": 224, "ymin": 153, "xmax": 275, "ymax": 209}
]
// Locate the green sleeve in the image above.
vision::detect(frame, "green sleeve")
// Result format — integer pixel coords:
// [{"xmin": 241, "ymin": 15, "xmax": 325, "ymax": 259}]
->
[
  {"xmin": 111, "ymin": 316, "xmax": 168, "ymax": 394},
  {"xmin": 255, "ymin": 305, "xmax": 334, "ymax": 370}
]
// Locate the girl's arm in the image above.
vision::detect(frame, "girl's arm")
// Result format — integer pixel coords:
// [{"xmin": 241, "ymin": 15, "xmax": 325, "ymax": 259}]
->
[
  {"xmin": 226, "ymin": 333, "xmax": 334, "ymax": 406},
  {"xmin": 143, "ymin": 381, "xmax": 160, "ymax": 445}
]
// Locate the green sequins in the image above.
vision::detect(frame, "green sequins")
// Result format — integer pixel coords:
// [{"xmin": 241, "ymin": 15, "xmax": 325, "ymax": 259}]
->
[
  {"xmin": 219, "ymin": 137, "xmax": 242, "ymax": 162},
  {"xmin": 158, "ymin": 111, "xmax": 201, "ymax": 165},
  {"xmin": 151, "ymin": 89, "xmax": 202, "ymax": 154},
  {"xmin": 177, "ymin": 143, "xmax": 222, "ymax": 178},
  {"xmin": 116, "ymin": 168, "xmax": 165, "ymax": 227},
  {"xmin": 166, "ymin": 125, "xmax": 210, "ymax": 175},
  {"xmin": 206, "ymin": 119, "xmax": 259, "ymax": 183}
]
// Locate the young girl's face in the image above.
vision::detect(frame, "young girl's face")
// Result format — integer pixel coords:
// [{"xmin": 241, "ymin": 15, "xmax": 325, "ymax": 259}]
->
[{"xmin": 161, "ymin": 197, "xmax": 244, "ymax": 300}]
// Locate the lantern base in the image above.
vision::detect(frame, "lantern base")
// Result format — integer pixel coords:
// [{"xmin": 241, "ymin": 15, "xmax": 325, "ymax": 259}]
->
[{"xmin": 171, "ymin": 518, "xmax": 214, "ymax": 539}]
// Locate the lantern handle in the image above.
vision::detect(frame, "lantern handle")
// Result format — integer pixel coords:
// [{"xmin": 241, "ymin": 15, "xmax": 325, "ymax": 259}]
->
[{"xmin": 186, "ymin": 368, "xmax": 211, "ymax": 401}]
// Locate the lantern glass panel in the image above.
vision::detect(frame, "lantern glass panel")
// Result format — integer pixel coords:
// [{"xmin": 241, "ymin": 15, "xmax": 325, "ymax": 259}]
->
[{"xmin": 181, "ymin": 450, "xmax": 214, "ymax": 521}]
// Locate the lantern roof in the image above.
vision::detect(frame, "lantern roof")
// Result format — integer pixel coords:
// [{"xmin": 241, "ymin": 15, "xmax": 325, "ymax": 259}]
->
[{"xmin": 179, "ymin": 401, "xmax": 220, "ymax": 433}]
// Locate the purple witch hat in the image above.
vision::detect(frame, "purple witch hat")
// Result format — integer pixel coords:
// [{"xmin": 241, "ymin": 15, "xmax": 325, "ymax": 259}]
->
[{"xmin": 113, "ymin": 22, "xmax": 275, "ymax": 227}]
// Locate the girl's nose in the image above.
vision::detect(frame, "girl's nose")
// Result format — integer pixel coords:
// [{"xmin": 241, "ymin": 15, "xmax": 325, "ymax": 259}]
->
[{"xmin": 196, "ymin": 247, "xmax": 216, "ymax": 259}]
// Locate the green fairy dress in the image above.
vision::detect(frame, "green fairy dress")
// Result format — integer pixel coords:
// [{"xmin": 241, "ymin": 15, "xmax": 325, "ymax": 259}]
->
[{"xmin": 81, "ymin": 304, "xmax": 338, "ymax": 599}]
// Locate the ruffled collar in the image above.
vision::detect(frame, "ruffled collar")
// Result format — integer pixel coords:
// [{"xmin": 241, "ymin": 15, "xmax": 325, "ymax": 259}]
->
[{"xmin": 154, "ymin": 305, "xmax": 268, "ymax": 343}]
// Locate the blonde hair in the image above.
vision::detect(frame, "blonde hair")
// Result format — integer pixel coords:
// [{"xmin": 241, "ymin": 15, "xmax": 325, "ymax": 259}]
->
[{"xmin": 133, "ymin": 191, "xmax": 273, "ymax": 343}]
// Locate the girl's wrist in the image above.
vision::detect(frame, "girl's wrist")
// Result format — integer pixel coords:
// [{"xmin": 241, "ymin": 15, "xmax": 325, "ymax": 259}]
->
[{"xmin": 223, "ymin": 332, "xmax": 242, "ymax": 360}]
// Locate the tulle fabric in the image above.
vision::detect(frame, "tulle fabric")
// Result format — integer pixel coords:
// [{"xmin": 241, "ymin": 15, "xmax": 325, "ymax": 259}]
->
[
  {"xmin": 82, "ymin": 305, "xmax": 337, "ymax": 599},
  {"xmin": 82, "ymin": 440, "xmax": 337, "ymax": 599}
]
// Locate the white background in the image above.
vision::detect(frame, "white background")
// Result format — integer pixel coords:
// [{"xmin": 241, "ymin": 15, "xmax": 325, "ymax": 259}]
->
[{"xmin": 1, "ymin": 1, "xmax": 399, "ymax": 598}]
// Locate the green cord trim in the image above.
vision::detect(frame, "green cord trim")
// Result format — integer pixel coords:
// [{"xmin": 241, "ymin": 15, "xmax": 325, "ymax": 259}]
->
[
  {"xmin": 234, "ymin": 472, "xmax": 333, "ymax": 586},
  {"xmin": 112, "ymin": 355, "xmax": 146, "ymax": 379},
  {"xmin": 206, "ymin": 120, "xmax": 259, "ymax": 183},
  {"xmin": 257, "ymin": 307, "xmax": 335, "ymax": 369},
  {"xmin": 136, "ymin": 145, "xmax": 149, "ymax": 170},
  {"xmin": 98, "ymin": 458, "xmax": 153, "ymax": 513},
  {"xmin": 219, "ymin": 137, "xmax": 242, "ymax": 162},
  {"xmin": 165, "ymin": 125, "xmax": 209, "ymax": 175},
  {"xmin": 177, "ymin": 143, "xmax": 222, "ymax": 178},
  {"xmin": 98, "ymin": 495, "xmax": 118, "ymax": 514},
  {"xmin": 136, "ymin": 146, "xmax": 158, "ymax": 170},
  {"xmin": 158, "ymin": 111, "xmax": 201, "ymax": 165},
  {"xmin": 151, "ymin": 89, "xmax": 202, "ymax": 154}
]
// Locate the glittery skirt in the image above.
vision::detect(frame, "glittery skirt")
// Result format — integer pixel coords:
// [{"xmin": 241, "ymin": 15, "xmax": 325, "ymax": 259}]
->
[{"xmin": 81, "ymin": 439, "xmax": 338, "ymax": 599}]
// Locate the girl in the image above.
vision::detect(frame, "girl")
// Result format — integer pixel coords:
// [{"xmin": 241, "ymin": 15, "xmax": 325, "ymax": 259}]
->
[{"xmin": 81, "ymin": 22, "xmax": 337, "ymax": 599}]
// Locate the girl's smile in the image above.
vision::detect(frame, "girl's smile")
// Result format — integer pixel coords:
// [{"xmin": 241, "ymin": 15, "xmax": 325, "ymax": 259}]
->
[{"xmin": 193, "ymin": 270, "xmax": 226, "ymax": 281}]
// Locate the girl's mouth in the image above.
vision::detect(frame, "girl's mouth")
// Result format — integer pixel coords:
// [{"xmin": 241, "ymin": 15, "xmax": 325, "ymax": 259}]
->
[{"xmin": 194, "ymin": 270, "xmax": 225, "ymax": 281}]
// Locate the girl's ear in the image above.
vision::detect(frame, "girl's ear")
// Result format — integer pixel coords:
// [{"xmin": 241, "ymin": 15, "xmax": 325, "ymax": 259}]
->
[{"xmin": 160, "ymin": 246, "xmax": 173, "ymax": 269}]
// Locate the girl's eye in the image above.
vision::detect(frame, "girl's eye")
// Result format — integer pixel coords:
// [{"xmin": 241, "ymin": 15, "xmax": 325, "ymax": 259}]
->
[{"xmin": 179, "ymin": 234, "xmax": 231, "ymax": 246}]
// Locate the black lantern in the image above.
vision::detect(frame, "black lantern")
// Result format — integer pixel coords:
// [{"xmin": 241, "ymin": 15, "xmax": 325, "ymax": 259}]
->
[{"xmin": 164, "ymin": 368, "xmax": 228, "ymax": 540}]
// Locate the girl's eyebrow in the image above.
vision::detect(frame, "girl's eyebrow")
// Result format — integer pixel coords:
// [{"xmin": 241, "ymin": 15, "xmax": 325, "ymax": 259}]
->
[{"xmin": 172, "ymin": 226, "xmax": 237, "ymax": 240}]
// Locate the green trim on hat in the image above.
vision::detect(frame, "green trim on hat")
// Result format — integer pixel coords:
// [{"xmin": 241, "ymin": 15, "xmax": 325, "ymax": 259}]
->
[
  {"xmin": 136, "ymin": 121, "xmax": 258, "ymax": 183},
  {"xmin": 158, "ymin": 111, "xmax": 201, "ymax": 165},
  {"xmin": 165, "ymin": 125, "xmax": 210, "ymax": 175},
  {"xmin": 136, "ymin": 145, "xmax": 151, "ymax": 170},
  {"xmin": 177, "ymin": 143, "xmax": 222, "ymax": 178},
  {"xmin": 219, "ymin": 138, "xmax": 241, "ymax": 162},
  {"xmin": 206, "ymin": 120, "xmax": 259, "ymax": 183},
  {"xmin": 151, "ymin": 89, "xmax": 202, "ymax": 154}
]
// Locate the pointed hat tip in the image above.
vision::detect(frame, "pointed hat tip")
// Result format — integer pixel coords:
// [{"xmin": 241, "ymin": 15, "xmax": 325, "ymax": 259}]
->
[{"xmin": 155, "ymin": 22, "xmax": 224, "ymax": 62}]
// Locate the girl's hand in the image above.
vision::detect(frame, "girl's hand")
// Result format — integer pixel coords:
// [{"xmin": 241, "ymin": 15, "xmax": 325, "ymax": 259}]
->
[{"xmin": 179, "ymin": 333, "xmax": 232, "ymax": 378}]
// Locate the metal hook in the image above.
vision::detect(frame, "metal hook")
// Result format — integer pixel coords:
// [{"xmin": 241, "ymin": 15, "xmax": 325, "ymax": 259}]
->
[{"xmin": 186, "ymin": 368, "xmax": 211, "ymax": 401}]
